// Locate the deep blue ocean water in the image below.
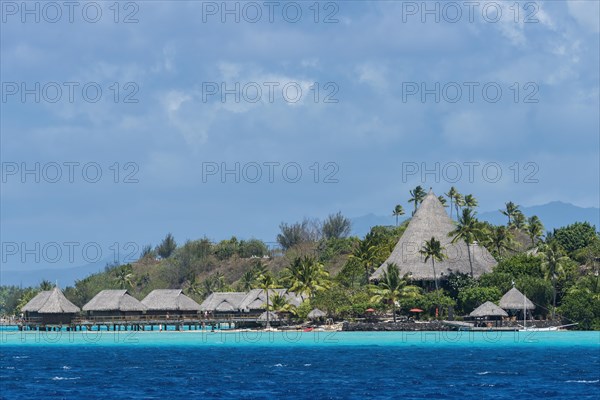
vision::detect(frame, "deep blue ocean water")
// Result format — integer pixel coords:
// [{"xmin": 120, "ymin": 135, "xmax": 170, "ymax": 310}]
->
[{"xmin": 1, "ymin": 330, "xmax": 599, "ymax": 399}]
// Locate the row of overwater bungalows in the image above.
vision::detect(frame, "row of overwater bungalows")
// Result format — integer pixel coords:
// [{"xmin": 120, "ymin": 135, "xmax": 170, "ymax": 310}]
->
[{"xmin": 21, "ymin": 287, "xmax": 303, "ymax": 327}]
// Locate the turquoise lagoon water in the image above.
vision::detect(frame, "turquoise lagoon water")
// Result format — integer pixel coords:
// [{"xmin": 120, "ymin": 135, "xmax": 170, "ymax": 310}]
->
[{"xmin": 1, "ymin": 330, "xmax": 599, "ymax": 398}]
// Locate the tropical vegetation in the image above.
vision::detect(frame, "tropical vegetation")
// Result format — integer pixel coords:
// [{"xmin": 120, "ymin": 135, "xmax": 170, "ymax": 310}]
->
[{"xmin": 2, "ymin": 189, "xmax": 598, "ymax": 330}]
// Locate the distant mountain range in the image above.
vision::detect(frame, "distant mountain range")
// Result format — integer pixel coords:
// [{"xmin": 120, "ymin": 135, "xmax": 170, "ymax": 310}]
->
[
  {"xmin": 350, "ymin": 201, "xmax": 599, "ymax": 238},
  {"xmin": 1, "ymin": 258, "xmax": 111, "ymax": 289}
]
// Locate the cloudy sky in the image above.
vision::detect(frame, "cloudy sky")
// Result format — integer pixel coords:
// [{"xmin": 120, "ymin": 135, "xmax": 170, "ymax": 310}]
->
[{"xmin": 1, "ymin": 1, "xmax": 599, "ymax": 272}]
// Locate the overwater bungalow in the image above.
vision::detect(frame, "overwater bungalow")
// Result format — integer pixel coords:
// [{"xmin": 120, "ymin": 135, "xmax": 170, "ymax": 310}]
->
[
  {"xmin": 238, "ymin": 288, "xmax": 303, "ymax": 313},
  {"xmin": 21, "ymin": 287, "xmax": 80, "ymax": 325},
  {"xmin": 141, "ymin": 289, "xmax": 201, "ymax": 317},
  {"xmin": 371, "ymin": 190, "xmax": 496, "ymax": 282},
  {"xmin": 200, "ymin": 292, "xmax": 248, "ymax": 315},
  {"xmin": 82, "ymin": 290, "xmax": 147, "ymax": 318},
  {"xmin": 257, "ymin": 311, "xmax": 280, "ymax": 326},
  {"xmin": 199, "ymin": 289, "xmax": 303, "ymax": 318}
]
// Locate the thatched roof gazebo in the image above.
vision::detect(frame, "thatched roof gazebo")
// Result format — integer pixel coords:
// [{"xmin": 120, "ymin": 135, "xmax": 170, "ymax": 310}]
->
[
  {"xmin": 499, "ymin": 288, "xmax": 535, "ymax": 310},
  {"xmin": 499, "ymin": 287, "xmax": 535, "ymax": 321},
  {"xmin": 469, "ymin": 301, "xmax": 509, "ymax": 318},
  {"xmin": 141, "ymin": 289, "xmax": 201, "ymax": 316},
  {"xmin": 82, "ymin": 290, "xmax": 147, "ymax": 316},
  {"xmin": 371, "ymin": 190, "xmax": 496, "ymax": 281},
  {"xmin": 469, "ymin": 301, "xmax": 508, "ymax": 328},
  {"xmin": 307, "ymin": 308, "xmax": 326, "ymax": 320},
  {"xmin": 21, "ymin": 287, "xmax": 80, "ymax": 325}
]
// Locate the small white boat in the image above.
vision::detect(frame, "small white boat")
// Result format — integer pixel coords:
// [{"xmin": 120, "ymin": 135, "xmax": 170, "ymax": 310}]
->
[
  {"xmin": 516, "ymin": 288, "xmax": 577, "ymax": 331},
  {"xmin": 518, "ymin": 323, "xmax": 578, "ymax": 332}
]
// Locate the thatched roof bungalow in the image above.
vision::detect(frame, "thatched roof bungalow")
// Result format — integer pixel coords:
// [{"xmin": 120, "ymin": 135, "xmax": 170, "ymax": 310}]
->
[
  {"xmin": 257, "ymin": 311, "xmax": 280, "ymax": 325},
  {"xmin": 200, "ymin": 292, "xmax": 247, "ymax": 313},
  {"xmin": 238, "ymin": 289, "xmax": 303, "ymax": 312},
  {"xmin": 82, "ymin": 290, "xmax": 147, "ymax": 317},
  {"xmin": 21, "ymin": 287, "xmax": 80, "ymax": 325},
  {"xmin": 499, "ymin": 287, "xmax": 535, "ymax": 310},
  {"xmin": 141, "ymin": 289, "xmax": 201, "ymax": 316},
  {"xmin": 199, "ymin": 289, "xmax": 303, "ymax": 316},
  {"xmin": 371, "ymin": 190, "xmax": 496, "ymax": 281}
]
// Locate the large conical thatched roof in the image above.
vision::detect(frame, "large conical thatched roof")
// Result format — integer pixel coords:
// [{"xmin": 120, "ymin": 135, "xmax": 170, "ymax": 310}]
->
[
  {"xmin": 470, "ymin": 301, "xmax": 509, "ymax": 317},
  {"xmin": 83, "ymin": 290, "xmax": 147, "ymax": 312},
  {"xmin": 371, "ymin": 191, "xmax": 496, "ymax": 281},
  {"xmin": 141, "ymin": 289, "xmax": 201, "ymax": 311},
  {"xmin": 21, "ymin": 287, "xmax": 80, "ymax": 314},
  {"xmin": 499, "ymin": 287, "xmax": 535, "ymax": 310}
]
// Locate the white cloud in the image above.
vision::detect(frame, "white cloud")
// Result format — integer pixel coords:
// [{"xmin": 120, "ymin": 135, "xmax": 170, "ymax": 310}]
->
[
  {"xmin": 164, "ymin": 90, "xmax": 191, "ymax": 113},
  {"xmin": 356, "ymin": 63, "xmax": 388, "ymax": 91},
  {"xmin": 567, "ymin": 0, "xmax": 600, "ymax": 33}
]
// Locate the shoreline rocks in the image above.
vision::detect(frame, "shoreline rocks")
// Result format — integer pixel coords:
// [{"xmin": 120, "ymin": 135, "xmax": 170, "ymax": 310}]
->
[{"xmin": 341, "ymin": 320, "xmax": 565, "ymax": 331}]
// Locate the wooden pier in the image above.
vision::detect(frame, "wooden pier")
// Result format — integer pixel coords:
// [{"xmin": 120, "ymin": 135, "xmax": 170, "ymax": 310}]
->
[{"xmin": 16, "ymin": 314, "xmax": 271, "ymax": 332}]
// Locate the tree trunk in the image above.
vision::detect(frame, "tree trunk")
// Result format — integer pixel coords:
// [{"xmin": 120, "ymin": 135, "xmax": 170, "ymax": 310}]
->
[
  {"xmin": 432, "ymin": 259, "xmax": 439, "ymax": 292},
  {"xmin": 467, "ymin": 242, "xmax": 473, "ymax": 278},
  {"xmin": 392, "ymin": 301, "xmax": 396, "ymax": 323},
  {"xmin": 266, "ymin": 290, "xmax": 270, "ymax": 329},
  {"xmin": 552, "ymin": 278, "xmax": 557, "ymax": 320},
  {"xmin": 433, "ymin": 259, "xmax": 440, "ymax": 320}
]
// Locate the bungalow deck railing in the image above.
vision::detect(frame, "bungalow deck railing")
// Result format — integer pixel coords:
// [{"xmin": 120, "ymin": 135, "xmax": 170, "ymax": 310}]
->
[
  {"xmin": 17, "ymin": 313, "xmax": 275, "ymax": 329},
  {"xmin": 69, "ymin": 313, "xmax": 264, "ymax": 325}
]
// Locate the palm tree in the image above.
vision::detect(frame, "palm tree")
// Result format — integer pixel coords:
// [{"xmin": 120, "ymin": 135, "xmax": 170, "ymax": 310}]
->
[
  {"xmin": 201, "ymin": 273, "xmax": 226, "ymax": 297},
  {"xmin": 257, "ymin": 272, "xmax": 278, "ymax": 328},
  {"xmin": 500, "ymin": 201, "xmax": 520, "ymax": 226},
  {"xmin": 464, "ymin": 194, "xmax": 478, "ymax": 209},
  {"xmin": 239, "ymin": 270, "xmax": 256, "ymax": 291},
  {"xmin": 446, "ymin": 187, "xmax": 458, "ymax": 218},
  {"xmin": 486, "ymin": 225, "xmax": 516, "ymax": 258},
  {"xmin": 511, "ymin": 210, "xmax": 527, "ymax": 230},
  {"xmin": 392, "ymin": 204, "xmax": 405, "ymax": 226},
  {"xmin": 38, "ymin": 280, "xmax": 55, "ymax": 291},
  {"xmin": 17, "ymin": 288, "xmax": 39, "ymax": 313},
  {"xmin": 541, "ymin": 242, "xmax": 569, "ymax": 319},
  {"xmin": 449, "ymin": 208, "xmax": 484, "ymax": 277},
  {"xmin": 269, "ymin": 292, "xmax": 296, "ymax": 319},
  {"xmin": 114, "ymin": 265, "xmax": 134, "ymax": 289},
  {"xmin": 408, "ymin": 185, "xmax": 426, "ymax": 215},
  {"xmin": 420, "ymin": 237, "xmax": 447, "ymax": 292},
  {"xmin": 252, "ymin": 260, "xmax": 268, "ymax": 277},
  {"xmin": 438, "ymin": 196, "xmax": 448, "ymax": 207},
  {"xmin": 527, "ymin": 216, "xmax": 544, "ymax": 246},
  {"xmin": 284, "ymin": 256, "xmax": 331, "ymax": 299},
  {"xmin": 185, "ymin": 275, "xmax": 203, "ymax": 298},
  {"xmin": 369, "ymin": 263, "xmax": 420, "ymax": 322},
  {"xmin": 453, "ymin": 192, "xmax": 464, "ymax": 217},
  {"xmin": 349, "ymin": 241, "xmax": 380, "ymax": 284}
]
